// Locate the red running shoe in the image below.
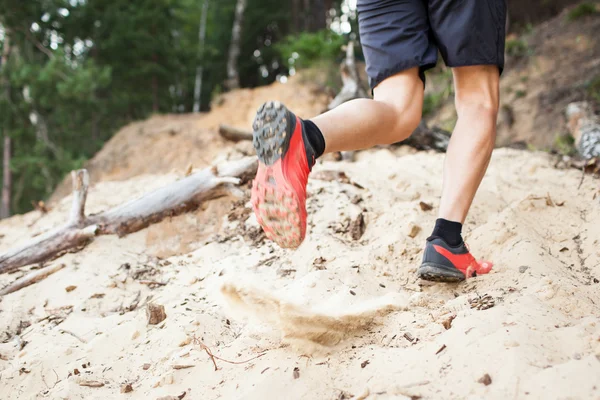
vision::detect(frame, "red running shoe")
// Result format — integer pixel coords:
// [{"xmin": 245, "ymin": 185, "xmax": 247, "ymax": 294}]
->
[
  {"xmin": 250, "ymin": 101, "xmax": 312, "ymax": 249},
  {"xmin": 418, "ymin": 238, "xmax": 493, "ymax": 282}
]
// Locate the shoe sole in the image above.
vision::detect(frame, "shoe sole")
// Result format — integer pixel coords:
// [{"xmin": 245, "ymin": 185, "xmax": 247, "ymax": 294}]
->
[
  {"xmin": 251, "ymin": 101, "xmax": 304, "ymax": 249},
  {"xmin": 418, "ymin": 263, "xmax": 466, "ymax": 283}
]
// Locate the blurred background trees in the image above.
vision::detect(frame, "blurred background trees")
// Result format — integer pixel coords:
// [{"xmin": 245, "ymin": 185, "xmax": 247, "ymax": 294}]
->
[{"xmin": 0, "ymin": 0, "xmax": 588, "ymax": 216}]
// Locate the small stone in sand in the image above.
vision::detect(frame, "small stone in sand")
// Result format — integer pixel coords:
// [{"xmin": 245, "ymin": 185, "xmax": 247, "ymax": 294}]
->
[
  {"xmin": 146, "ymin": 303, "xmax": 167, "ymax": 325},
  {"xmin": 407, "ymin": 223, "xmax": 421, "ymax": 238},
  {"xmin": 121, "ymin": 383, "xmax": 133, "ymax": 393},
  {"xmin": 478, "ymin": 374, "xmax": 492, "ymax": 386},
  {"xmin": 293, "ymin": 367, "xmax": 300, "ymax": 379},
  {"xmin": 441, "ymin": 315, "xmax": 456, "ymax": 330},
  {"xmin": 65, "ymin": 285, "xmax": 77, "ymax": 292}
]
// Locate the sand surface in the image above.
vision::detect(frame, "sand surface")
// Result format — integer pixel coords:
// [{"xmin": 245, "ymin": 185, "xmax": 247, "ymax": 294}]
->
[{"xmin": 1, "ymin": 147, "xmax": 600, "ymax": 400}]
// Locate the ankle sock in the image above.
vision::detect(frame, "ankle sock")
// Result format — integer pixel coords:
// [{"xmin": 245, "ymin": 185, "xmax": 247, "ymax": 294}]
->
[
  {"xmin": 302, "ymin": 119, "xmax": 325, "ymax": 167},
  {"xmin": 428, "ymin": 218, "xmax": 463, "ymax": 247}
]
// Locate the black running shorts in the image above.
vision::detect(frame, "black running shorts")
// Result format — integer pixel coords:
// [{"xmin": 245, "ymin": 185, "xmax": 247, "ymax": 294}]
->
[{"xmin": 357, "ymin": 0, "xmax": 507, "ymax": 89}]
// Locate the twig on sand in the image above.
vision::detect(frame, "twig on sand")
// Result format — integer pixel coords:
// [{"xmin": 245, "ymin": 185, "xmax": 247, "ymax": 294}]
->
[
  {"xmin": 0, "ymin": 263, "xmax": 66, "ymax": 296},
  {"xmin": 138, "ymin": 280, "xmax": 167, "ymax": 287},
  {"xmin": 191, "ymin": 336, "xmax": 266, "ymax": 371},
  {"xmin": 59, "ymin": 329, "xmax": 87, "ymax": 344},
  {"xmin": 578, "ymin": 166, "xmax": 585, "ymax": 189},
  {"xmin": 78, "ymin": 379, "xmax": 105, "ymax": 387}
]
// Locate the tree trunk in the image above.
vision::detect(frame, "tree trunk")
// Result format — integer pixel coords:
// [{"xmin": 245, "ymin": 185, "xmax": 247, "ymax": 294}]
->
[
  {"xmin": 193, "ymin": 0, "xmax": 210, "ymax": 113},
  {"xmin": 1, "ymin": 29, "xmax": 11, "ymax": 219},
  {"xmin": 226, "ymin": 0, "xmax": 247, "ymax": 90},
  {"xmin": 1, "ymin": 135, "xmax": 11, "ymax": 219},
  {"xmin": 303, "ymin": 0, "xmax": 311, "ymax": 31},
  {"xmin": 218, "ymin": 124, "xmax": 253, "ymax": 142},
  {"xmin": 91, "ymin": 110, "xmax": 99, "ymax": 143},
  {"xmin": 152, "ymin": 74, "xmax": 159, "ymax": 112},
  {"xmin": 312, "ymin": 0, "xmax": 327, "ymax": 31},
  {"xmin": 291, "ymin": 0, "xmax": 300, "ymax": 33}
]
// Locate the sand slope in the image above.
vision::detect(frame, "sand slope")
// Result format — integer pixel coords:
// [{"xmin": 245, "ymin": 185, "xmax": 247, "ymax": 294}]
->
[{"xmin": 1, "ymin": 147, "xmax": 600, "ymax": 400}]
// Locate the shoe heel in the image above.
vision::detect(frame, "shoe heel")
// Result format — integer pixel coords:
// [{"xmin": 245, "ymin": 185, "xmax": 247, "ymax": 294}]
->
[{"xmin": 252, "ymin": 101, "xmax": 293, "ymax": 166}]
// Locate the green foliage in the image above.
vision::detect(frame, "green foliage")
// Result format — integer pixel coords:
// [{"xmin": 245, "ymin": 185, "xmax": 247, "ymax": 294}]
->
[
  {"xmin": 567, "ymin": 2, "xmax": 598, "ymax": 21},
  {"xmin": 422, "ymin": 67, "xmax": 453, "ymax": 117},
  {"xmin": 0, "ymin": 0, "xmax": 357, "ymax": 215},
  {"xmin": 423, "ymin": 92, "xmax": 445, "ymax": 117},
  {"xmin": 586, "ymin": 75, "xmax": 600, "ymax": 104},
  {"xmin": 276, "ymin": 31, "xmax": 346, "ymax": 69},
  {"xmin": 506, "ymin": 38, "xmax": 530, "ymax": 58},
  {"xmin": 296, "ymin": 60, "xmax": 343, "ymax": 92},
  {"xmin": 515, "ymin": 89, "xmax": 527, "ymax": 99},
  {"xmin": 553, "ymin": 134, "xmax": 576, "ymax": 156}
]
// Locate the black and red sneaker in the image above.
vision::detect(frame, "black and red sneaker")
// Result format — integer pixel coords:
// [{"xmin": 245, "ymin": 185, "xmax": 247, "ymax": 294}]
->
[
  {"xmin": 250, "ymin": 101, "xmax": 315, "ymax": 249},
  {"xmin": 418, "ymin": 238, "xmax": 493, "ymax": 282}
]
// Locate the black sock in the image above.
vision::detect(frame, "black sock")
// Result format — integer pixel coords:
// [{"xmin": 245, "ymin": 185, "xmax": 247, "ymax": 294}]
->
[
  {"xmin": 428, "ymin": 218, "xmax": 463, "ymax": 247},
  {"xmin": 302, "ymin": 119, "xmax": 325, "ymax": 168}
]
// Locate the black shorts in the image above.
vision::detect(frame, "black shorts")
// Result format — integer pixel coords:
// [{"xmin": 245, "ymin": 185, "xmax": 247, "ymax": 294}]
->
[{"xmin": 357, "ymin": 0, "xmax": 507, "ymax": 89}]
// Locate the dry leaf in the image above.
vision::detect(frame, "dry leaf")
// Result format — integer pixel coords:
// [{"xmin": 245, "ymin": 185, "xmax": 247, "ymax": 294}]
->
[
  {"xmin": 65, "ymin": 285, "xmax": 77, "ymax": 292},
  {"xmin": 313, "ymin": 257, "xmax": 327, "ymax": 270},
  {"xmin": 469, "ymin": 294, "xmax": 495, "ymax": 310},
  {"xmin": 350, "ymin": 213, "xmax": 366, "ymax": 240},
  {"xmin": 419, "ymin": 201, "xmax": 433, "ymax": 211}
]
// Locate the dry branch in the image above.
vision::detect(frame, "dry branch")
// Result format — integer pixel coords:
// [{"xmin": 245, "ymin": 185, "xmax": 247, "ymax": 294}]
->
[
  {"xmin": 328, "ymin": 41, "xmax": 368, "ymax": 110},
  {"xmin": 219, "ymin": 124, "xmax": 253, "ymax": 142},
  {"xmin": 0, "ymin": 171, "xmax": 96, "ymax": 275},
  {"xmin": 0, "ymin": 263, "xmax": 65, "ymax": 296},
  {"xmin": 87, "ymin": 157, "xmax": 256, "ymax": 236},
  {"xmin": 0, "ymin": 157, "xmax": 258, "ymax": 276}
]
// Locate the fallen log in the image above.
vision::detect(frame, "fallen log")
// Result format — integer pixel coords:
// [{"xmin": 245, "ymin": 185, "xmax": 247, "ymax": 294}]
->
[
  {"xmin": 0, "ymin": 157, "xmax": 257, "ymax": 276},
  {"xmin": 399, "ymin": 120, "xmax": 450, "ymax": 152},
  {"xmin": 87, "ymin": 157, "xmax": 257, "ymax": 236},
  {"xmin": 0, "ymin": 170, "xmax": 97, "ymax": 275},
  {"xmin": 219, "ymin": 124, "xmax": 253, "ymax": 142}
]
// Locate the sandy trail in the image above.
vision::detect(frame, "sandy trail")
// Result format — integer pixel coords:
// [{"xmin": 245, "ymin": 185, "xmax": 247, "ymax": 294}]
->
[{"xmin": 1, "ymin": 147, "xmax": 599, "ymax": 400}]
